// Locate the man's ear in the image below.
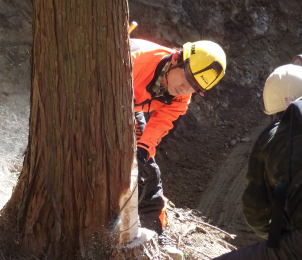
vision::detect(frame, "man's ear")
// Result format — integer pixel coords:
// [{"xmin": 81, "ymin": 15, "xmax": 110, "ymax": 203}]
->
[{"xmin": 171, "ymin": 51, "xmax": 181, "ymax": 65}]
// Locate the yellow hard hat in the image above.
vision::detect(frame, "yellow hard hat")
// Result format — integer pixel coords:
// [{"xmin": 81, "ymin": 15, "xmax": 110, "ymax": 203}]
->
[
  {"xmin": 263, "ymin": 64, "xmax": 302, "ymax": 115},
  {"xmin": 183, "ymin": 40, "xmax": 226, "ymax": 96}
]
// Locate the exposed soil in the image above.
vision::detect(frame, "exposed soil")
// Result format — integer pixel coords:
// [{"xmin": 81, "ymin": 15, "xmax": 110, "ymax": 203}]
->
[{"xmin": 0, "ymin": 0, "xmax": 31, "ymax": 210}]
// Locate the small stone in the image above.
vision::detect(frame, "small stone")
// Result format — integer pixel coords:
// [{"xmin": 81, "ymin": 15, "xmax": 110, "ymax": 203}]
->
[
  {"xmin": 163, "ymin": 245, "xmax": 184, "ymax": 260},
  {"xmin": 241, "ymin": 137, "xmax": 251, "ymax": 142},
  {"xmin": 230, "ymin": 140, "xmax": 237, "ymax": 146}
]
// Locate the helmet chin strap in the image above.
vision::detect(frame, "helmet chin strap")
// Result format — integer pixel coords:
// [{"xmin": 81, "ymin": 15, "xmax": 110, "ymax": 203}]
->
[
  {"xmin": 164, "ymin": 56, "xmax": 184, "ymax": 88},
  {"xmin": 164, "ymin": 63, "xmax": 172, "ymax": 88}
]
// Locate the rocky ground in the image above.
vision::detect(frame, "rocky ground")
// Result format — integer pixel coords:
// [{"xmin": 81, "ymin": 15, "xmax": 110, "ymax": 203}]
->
[{"xmin": 1, "ymin": 0, "xmax": 302, "ymax": 258}]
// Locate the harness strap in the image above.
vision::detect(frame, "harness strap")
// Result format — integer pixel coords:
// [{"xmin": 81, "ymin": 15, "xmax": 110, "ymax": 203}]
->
[{"xmin": 266, "ymin": 181, "xmax": 288, "ymax": 249}]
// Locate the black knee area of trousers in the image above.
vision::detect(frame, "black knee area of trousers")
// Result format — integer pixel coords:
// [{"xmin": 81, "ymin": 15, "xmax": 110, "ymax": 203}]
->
[{"xmin": 138, "ymin": 157, "xmax": 165, "ymax": 234}]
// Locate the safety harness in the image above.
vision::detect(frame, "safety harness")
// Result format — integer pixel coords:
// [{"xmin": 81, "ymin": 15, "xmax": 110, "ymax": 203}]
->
[
  {"xmin": 266, "ymin": 98, "xmax": 302, "ymax": 249},
  {"xmin": 134, "ymin": 54, "xmax": 174, "ymax": 113}
]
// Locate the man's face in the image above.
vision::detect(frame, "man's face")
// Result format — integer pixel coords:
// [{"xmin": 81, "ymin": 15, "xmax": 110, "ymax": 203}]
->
[
  {"xmin": 167, "ymin": 67, "xmax": 196, "ymax": 96},
  {"xmin": 292, "ymin": 56, "xmax": 302, "ymax": 66},
  {"xmin": 166, "ymin": 55, "xmax": 196, "ymax": 96}
]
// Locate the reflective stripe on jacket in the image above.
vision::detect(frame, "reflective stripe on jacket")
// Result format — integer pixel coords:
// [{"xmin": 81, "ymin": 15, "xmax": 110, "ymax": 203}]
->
[{"xmin": 131, "ymin": 39, "xmax": 191, "ymax": 157}]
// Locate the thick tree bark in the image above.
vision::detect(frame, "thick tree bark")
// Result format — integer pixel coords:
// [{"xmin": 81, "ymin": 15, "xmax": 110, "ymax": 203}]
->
[{"xmin": 4, "ymin": 0, "xmax": 135, "ymax": 259}]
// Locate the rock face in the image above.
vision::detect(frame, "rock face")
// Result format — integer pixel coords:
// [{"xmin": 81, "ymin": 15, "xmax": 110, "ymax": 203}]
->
[
  {"xmin": 1, "ymin": 0, "xmax": 302, "ymax": 248},
  {"xmin": 129, "ymin": 0, "xmax": 302, "ymax": 139}
]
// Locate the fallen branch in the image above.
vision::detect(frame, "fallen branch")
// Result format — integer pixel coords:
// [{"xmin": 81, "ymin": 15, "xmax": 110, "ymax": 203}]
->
[
  {"xmin": 185, "ymin": 245, "xmax": 213, "ymax": 260},
  {"xmin": 217, "ymin": 238, "xmax": 237, "ymax": 250},
  {"xmin": 185, "ymin": 218, "xmax": 237, "ymax": 239}
]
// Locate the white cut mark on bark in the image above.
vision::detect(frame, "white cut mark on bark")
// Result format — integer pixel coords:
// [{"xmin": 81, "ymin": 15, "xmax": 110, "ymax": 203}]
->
[{"xmin": 119, "ymin": 156, "xmax": 138, "ymax": 245}]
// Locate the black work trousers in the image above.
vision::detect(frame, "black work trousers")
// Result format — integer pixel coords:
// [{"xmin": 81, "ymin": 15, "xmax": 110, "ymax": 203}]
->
[
  {"xmin": 135, "ymin": 111, "xmax": 165, "ymax": 234},
  {"xmin": 213, "ymin": 229, "xmax": 302, "ymax": 260}
]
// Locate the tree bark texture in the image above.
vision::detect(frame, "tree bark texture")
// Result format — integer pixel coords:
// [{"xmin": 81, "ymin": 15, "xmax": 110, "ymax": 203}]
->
[{"xmin": 5, "ymin": 1, "xmax": 135, "ymax": 259}]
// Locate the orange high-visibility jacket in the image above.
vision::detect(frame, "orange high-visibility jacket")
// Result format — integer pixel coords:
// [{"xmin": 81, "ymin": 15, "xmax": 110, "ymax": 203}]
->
[{"xmin": 131, "ymin": 39, "xmax": 191, "ymax": 158}]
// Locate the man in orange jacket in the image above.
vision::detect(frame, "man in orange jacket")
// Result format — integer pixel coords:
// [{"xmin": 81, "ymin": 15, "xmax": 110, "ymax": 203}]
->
[{"xmin": 131, "ymin": 38, "xmax": 227, "ymax": 234}]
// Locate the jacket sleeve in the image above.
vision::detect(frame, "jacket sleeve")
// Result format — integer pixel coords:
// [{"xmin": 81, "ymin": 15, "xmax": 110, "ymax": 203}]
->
[
  {"xmin": 242, "ymin": 138, "xmax": 272, "ymax": 239},
  {"xmin": 137, "ymin": 95, "xmax": 191, "ymax": 158}
]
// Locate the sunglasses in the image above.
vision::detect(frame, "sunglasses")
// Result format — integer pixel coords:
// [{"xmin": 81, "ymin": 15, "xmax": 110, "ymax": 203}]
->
[{"xmin": 184, "ymin": 59, "xmax": 223, "ymax": 97}]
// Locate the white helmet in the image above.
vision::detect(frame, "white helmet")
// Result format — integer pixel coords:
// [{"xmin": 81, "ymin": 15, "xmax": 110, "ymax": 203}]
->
[{"xmin": 263, "ymin": 64, "xmax": 302, "ymax": 115}]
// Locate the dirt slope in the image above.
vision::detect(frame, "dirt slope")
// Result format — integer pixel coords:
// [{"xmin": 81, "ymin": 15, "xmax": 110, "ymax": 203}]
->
[
  {"xmin": 196, "ymin": 117, "xmax": 271, "ymax": 247},
  {"xmin": 0, "ymin": 0, "xmax": 31, "ymax": 210}
]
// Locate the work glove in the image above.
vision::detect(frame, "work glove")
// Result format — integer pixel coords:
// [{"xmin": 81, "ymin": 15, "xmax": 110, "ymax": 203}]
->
[
  {"xmin": 137, "ymin": 147, "xmax": 152, "ymax": 203},
  {"xmin": 137, "ymin": 146, "xmax": 148, "ymax": 165}
]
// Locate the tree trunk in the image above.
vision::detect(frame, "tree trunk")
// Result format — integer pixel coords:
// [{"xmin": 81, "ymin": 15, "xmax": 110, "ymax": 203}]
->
[{"xmin": 3, "ymin": 0, "xmax": 136, "ymax": 259}]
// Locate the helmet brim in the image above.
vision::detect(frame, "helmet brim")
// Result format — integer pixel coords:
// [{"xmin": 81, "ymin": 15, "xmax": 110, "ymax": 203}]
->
[{"xmin": 184, "ymin": 60, "xmax": 205, "ymax": 97}]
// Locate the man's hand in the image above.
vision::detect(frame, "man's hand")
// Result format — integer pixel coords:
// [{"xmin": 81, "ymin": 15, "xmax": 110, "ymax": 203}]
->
[
  {"xmin": 137, "ymin": 147, "xmax": 148, "ymax": 164},
  {"xmin": 137, "ymin": 147, "xmax": 150, "ymax": 184},
  {"xmin": 137, "ymin": 147, "xmax": 152, "ymax": 203}
]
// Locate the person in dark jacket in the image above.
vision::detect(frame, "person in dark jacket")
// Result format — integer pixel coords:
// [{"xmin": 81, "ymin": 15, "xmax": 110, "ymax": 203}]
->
[{"xmin": 214, "ymin": 64, "xmax": 302, "ymax": 259}]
